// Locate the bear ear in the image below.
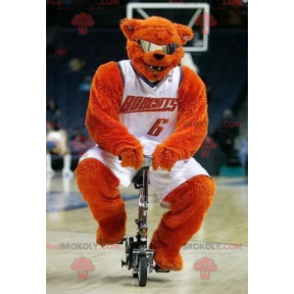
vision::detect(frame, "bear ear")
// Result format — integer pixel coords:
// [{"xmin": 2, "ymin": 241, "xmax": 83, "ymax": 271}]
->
[
  {"xmin": 174, "ymin": 24, "xmax": 194, "ymax": 45},
  {"xmin": 120, "ymin": 18, "xmax": 141, "ymax": 40}
]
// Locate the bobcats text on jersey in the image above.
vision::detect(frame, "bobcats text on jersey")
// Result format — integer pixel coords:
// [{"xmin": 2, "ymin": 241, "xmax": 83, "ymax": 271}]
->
[{"xmin": 120, "ymin": 95, "xmax": 178, "ymax": 113}]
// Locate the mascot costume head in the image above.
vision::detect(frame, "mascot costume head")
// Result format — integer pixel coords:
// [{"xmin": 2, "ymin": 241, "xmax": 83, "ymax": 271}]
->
[
  {"xmin": 120, "ymin": 17, "xmax": 193, "ymax": 82},
  {"xmin": 76, "ymin": 16, "xmax": 216, "ymax": 272}
]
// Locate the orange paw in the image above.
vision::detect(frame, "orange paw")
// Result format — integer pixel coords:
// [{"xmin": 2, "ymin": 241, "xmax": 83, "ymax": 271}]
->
[
  {"xmin": 120, "ymin": 146, "xmax": 144, "ymax": 169},
  {"xmin": 152, "ymin": 145, "xmax": 180, "ymax": 171},
  {"xmin": 96, "ymin": 225, "xmax": 125, "ymax": 247},
  {"xmin": 150, "ymin": 240, "xmax": 183, "ymax": 271}
]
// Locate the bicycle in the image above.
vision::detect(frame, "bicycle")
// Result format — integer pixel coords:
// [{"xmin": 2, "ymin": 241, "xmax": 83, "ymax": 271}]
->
[{"xmin": 120, "ymin": 155, "xmax": 169, "ymax": 287}]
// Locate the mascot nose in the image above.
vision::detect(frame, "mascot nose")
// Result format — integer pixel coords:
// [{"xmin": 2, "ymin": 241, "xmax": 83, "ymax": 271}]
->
[{"xmin": 153, "ymin": 53, "xmax": 165, "ymax": 60}]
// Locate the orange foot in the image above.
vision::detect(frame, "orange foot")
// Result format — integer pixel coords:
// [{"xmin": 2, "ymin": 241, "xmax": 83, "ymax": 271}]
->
[
  {"xmin": 150, "ymin": 239, "xmax": 183, "ymax": 271},
  {"xmin": 96, "ymin": 214, "xmax": 126, "ymax": 247},
  {"xmin": 96, "ymin": 225, "xmax": 125, "ymax": 247}
]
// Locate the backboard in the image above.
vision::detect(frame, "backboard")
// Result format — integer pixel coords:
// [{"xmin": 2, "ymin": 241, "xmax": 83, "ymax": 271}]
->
[{"xmin": 126, "ymin": 2, "xmax": 211, "ymax": 52}]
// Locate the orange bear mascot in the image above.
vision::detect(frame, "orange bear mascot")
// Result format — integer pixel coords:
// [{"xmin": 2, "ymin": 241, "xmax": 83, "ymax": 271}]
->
[{"xmin": 76, "ymin": 17, "xmax": 216, "ymax": 271}]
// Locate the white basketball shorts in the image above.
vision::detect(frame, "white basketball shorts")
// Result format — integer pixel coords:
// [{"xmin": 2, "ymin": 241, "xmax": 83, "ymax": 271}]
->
[{"xmin": 79, "ymin": 136, "xmax": 209, "ymax": 203}]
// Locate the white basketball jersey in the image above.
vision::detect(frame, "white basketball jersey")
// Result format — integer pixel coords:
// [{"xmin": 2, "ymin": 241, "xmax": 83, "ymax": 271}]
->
[{"xmin": 118, "ymin": 60, "xmax": 181, "ymax": 152}]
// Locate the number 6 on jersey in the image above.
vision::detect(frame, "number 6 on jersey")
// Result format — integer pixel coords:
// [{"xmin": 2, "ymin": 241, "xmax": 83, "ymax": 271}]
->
[{"xmin": 147, "ymin": 119, "xmax": 169, "ymax": 137}]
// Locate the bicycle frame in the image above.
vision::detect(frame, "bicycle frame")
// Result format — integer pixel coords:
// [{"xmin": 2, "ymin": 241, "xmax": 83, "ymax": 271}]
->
[
  {"xmin": 136, "ymin": 155, "xmax": 152, "ymax": 247},
  {"xmin": 121, "ymin": 155, "xmax": 169, "ymax": 285},
  {"xmin": 133, "ymin": 155, "xmax": 154, "ymax": 273}
]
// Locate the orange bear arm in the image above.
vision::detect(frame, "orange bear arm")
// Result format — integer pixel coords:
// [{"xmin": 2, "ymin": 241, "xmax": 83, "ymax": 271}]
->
[
  {"xmin": 160, "ymin": 66, "xmax": 208, "ymax": 158},
  {"xmin": 86, "ymin": 61, "xmax": 142, "ymax": 156}
]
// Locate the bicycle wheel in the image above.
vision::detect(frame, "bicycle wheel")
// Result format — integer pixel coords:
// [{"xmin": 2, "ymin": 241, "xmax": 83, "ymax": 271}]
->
[{"xmin": 138, "ymin": 256, "xmax": 148, "ymax": 287}]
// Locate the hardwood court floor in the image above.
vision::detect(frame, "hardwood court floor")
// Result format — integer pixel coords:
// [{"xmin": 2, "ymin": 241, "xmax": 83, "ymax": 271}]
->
[{"xmin": 47, "ymin": 175, "xmax": 248, "ymax": 294}]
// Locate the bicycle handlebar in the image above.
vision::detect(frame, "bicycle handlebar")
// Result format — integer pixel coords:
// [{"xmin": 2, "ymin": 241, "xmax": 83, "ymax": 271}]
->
[
  {"xmin": 143, "ymin": 155, "xmax": 153, "ymax": 159},
  {"xmin": 143, "ymin": 155, "xmax": 152, "ymax": 167},
  {"xmin": 118, "ymin": 154, "xmax": 153, "ymax": 168}
]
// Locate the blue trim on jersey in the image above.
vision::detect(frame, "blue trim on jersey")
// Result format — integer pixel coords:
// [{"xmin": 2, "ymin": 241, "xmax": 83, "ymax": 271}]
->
[
  {"xmin": 117, "ymin": 62, "xmax": 124, "ymax": 86},
  {"xmin": 130, "ymin": 61, "xmax": 159, "ymax": 88}
]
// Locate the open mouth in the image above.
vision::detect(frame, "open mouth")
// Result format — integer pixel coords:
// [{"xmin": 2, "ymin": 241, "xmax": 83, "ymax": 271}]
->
[{"xmin": 146, "ymin": 64, "xmax": 165, "ymax": 72}]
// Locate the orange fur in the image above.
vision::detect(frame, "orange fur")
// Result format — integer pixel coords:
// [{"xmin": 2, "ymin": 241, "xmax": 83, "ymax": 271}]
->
[
  {"xmin": 86, "ymin": 62, "xmax": 143, "ymax": 169},
  {"xmin": 150, "ymin": 175, "xmax": 216, "ymax": 270},
  {"xmin": 76, "ymin": 158, "xmax": 126, "ymax": 246},
  {"xmin": 76, "ymin": 16, "xmax": 215, "ymax": 271},
  {"xmin": 153, "ymin": 66, "xmax": 208, "ymax": 171},
  {"xmin": 120, "ymin": 17, "xmax": 193, "ymax": 82}
]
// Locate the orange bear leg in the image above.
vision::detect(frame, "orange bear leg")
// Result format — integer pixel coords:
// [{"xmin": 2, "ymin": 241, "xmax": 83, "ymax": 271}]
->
[
  {"xmin": 150, "ymin": 175, "xmax": 216, "ymax": 271},
  {"xmin": 76, "ymin": 158, "xmax": 126, "ymax": 246}
]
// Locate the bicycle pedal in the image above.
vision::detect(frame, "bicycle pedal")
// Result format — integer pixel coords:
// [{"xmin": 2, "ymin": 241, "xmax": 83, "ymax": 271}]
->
[{"xmin": 155, "ymin": 264, "xmax": 170, "ymax": 273}]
